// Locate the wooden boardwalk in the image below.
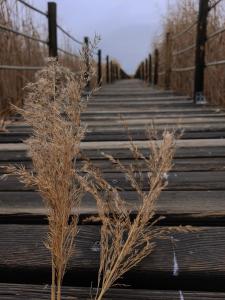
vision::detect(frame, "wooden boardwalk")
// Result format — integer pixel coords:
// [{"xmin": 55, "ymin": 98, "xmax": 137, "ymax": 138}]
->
[{"xmin": 1, "ymin": 79, "xmax": 225, "ymax": 299}]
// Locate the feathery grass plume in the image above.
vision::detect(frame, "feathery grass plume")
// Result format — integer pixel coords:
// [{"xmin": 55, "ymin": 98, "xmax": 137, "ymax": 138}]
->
[
  {"xmin": 5, "ymin": 36, "xmax": 99, "ymax": 300},
  {"xmin": 77, "ymin": 131, "xmax": 194, "ymax": 300}
]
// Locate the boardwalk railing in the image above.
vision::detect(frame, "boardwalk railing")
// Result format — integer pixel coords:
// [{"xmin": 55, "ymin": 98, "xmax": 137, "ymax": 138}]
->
[
  {"xmin": 135, "ymin": 0, "xmax": 224, "ymax": 103},
  {"xmin": 0, "ymin": 0, "xmax": 122, "ymax": 87}
]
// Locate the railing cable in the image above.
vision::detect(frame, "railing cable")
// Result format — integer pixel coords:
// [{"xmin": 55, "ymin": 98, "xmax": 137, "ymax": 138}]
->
[
  {"xmin": 205, "ymin": 59, "xmax": 225, "ymax": 67},
  {"xmin": 207, "ymin": 26, "xmax": 225, "ymax": 41},
  {"xmin": 57, "ymin": 24, "xmax": 83, "ymax": 45},
  {"xmin": 172, "ymin": 20, "xmax": 197, "ymax": 40},
  {"xmin": 0, "ymin": 23, "xmax": 48, "ymax": 44},
  {"xmin": 16, "ymin": 0, "xmax": 47, "ymax": 17},
  {"xmin": 172, "ymin": 43, "xmax": 196, "ymax": 56},
  {"xmin": 58, "ymin": 47, "xmax": 79, "ymax": 58},
  {"xmin": 0, "ymin": 65, "xmax": 43, "ymax": 70},
  {"xmin": 209, "ymin": 0, "xmax": 223, "ymax": 11},
  {"xmin": 172, "ymin": 66, "xmax": 195, "ymax": 72}
]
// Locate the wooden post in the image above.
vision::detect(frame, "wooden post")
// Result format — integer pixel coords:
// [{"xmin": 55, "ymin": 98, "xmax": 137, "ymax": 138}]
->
[
  {"xmin": 106, "ymin": 55, "xmax": 110, "ymax": 84},
  {"xmin": 139, "ymin": 64, "xmax": 142, "ymax": 80},
  {"xmin": 97, "ymin": 49, "xmax": 102, "ymax": 86},
  {"xmin": 110, "ymin": 61, "xmax": 114, "ymax": 83},
  {"xmin": 145, "ymin": 58, "xmax": 148, "ymax": 82},
  {"xmin": 48, "ymin": 2, "xmax": 58, "ymax": 57},
  {"xmin": 138, "ymin": 64, "xmax": 141, "ymax": 79},
  {"xmin": 194, "ymin": 0, "xmax": 209, "ymax": 103},
  {"xmin": 115, "ymin": 65, "xmax": 118, "ymax": 80},
  {"xmin": 117, "ymin": 66, "xmax": 120, "ymax": 80},
  {"xmin": 165, "ymin": 32, "xmax": 172, "ymax": 90},
  {"xmin": 154, "ymin": 49, "xmax": 159, "ymax": 85},
  {"xmin": 148, "ymin": 54, "xmax": 152, "ymax": 85},
  {"xmin": 84, "ymin": 36, "xmax": 90, "ymax": 88},
  {"xmin": 141, "ymin": 62, "xmax": 144, "ymax": 81}
]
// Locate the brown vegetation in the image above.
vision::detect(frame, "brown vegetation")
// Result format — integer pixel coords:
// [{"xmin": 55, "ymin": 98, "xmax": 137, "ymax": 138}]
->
[
  {"xmin": 4, "ymin": 39, "xmax": 98, "ymax": 299},
  {"xmin": 0, "ymin": 0, "xmax": 81, "ymax": 122},
  {"xmin": 77, "ymin": 131, "xmax": 193, "ymax": 300},
  {"xmin": 155, "ymin": 0, "xmax": 225, "ymax": 106}
]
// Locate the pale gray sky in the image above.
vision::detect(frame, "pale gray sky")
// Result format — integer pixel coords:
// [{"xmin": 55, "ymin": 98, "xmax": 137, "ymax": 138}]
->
[{"xmin": 37, "ymin": 0, "xmax": 173, "ymax": 74}]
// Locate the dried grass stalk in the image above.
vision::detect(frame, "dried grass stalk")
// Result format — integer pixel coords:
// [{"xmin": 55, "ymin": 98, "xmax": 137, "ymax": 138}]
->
[
  {"xmin": 77, "ymin": 131, "xmax": 194, "ymax": 300},
  {"xmin": 4, "ymin": 36, "xmax": 99, "ymax": 300}
]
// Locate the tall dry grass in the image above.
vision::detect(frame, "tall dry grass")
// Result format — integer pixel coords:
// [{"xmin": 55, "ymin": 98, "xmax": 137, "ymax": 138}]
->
[
  {"xmin": 77, "ymin": 131, "xmax": 193, "ymax": 300},
  {"xmin": 155, "ymin": 0, "xmax": 225, "ymax": 105},
  {"xmin": 0, "ymin": 0, "xmax": 81, "ymax": 121},
  {"xmin": 4, "ymin": 34, "xmax": 98, "ymax": 299}
]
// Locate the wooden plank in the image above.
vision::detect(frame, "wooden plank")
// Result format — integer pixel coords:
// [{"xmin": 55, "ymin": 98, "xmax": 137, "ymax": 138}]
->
[
  {"xmin": 86, "ymin": 124, "xmax": 225, "ymax": 132},
  {"xmin": 5, "ymin": 116, "xmax": 225, "ymax": 127},
  {"xmin": 84, "ymin": 119, "xmax": 225, "ymax": 127},
  {"xmin": 0, "ymin": 225, "xmax": 225, "ymax": 290},
  {"xmin": 1, "ymin": 147, "xmax": 225, "ymax": 162},
  {"xmin": 0, "ymin": 283, "xmax": 225, "ymax": 300},
  {"xmin": 90, "ymin": 96, "xmax": 191, "ymax": 102},
  {"xmin": 1, "ymin": 172, "xmax": 225, "ymax": 191},
  {"xmin": 82, "ymin": 114, "xmax": 225, "ymax": 121},
  {"xmin": 1, "ymin": 130, "xmax": 225, "ymax": 143},
  {"xmin": 1, "ymin": 157, "xmax": 225, "ymax": 172},
  {"xmin": 0, "ymin": 191, "xmax": 225, "ymax": 225},
  {"xmin": 1, "ymin": 139, "xmax": 225, "ymax": 151},
  {"xmin": 5, "ymin": 125, "xmax": 225, "ymax": 134}
]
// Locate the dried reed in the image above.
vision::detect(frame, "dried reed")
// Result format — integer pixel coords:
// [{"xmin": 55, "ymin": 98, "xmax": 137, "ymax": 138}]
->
[
  {"xmin": 4, "ymin": 35, "xmax": 99, "ymax": 300},
  {"xmin": 77, "ymin": 130, "xmax": 193, "ymax": 300}
]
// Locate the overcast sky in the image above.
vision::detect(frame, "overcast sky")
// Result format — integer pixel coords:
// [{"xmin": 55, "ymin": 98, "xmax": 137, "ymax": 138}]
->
[{"xmin": 37, "ymin": 0, "xmax": 173, "ymax": 74}]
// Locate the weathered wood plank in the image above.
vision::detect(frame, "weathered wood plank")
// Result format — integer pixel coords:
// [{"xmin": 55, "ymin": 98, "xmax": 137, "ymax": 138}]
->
[
  {"xmin": 1, "ymin": 139, "xmax": 225, "ymax": 151},
  {"xmin": 0, "ymin": 225, "xmax": 225, "ymax": 290},
  {"xmin": 1, "ymin": 148, "xmax": 225, "ymax": 162},
  {"xmin": 1, "ymin": 157, "xmax": 224, "ymax": 172},
  {"xmin": 1, "ymin": 171, "xmax": 225, "ymax": 191},
  {"xmin": 1, "ymin": 130, "xmax": 225, "ymax": 143},
  {"xmin": 0, "ymin": 283, "xmax": 224, "ymax": 300},
  {"xmin": 0, "ymin": 191, "xmax": 225, "ymax": 225}
]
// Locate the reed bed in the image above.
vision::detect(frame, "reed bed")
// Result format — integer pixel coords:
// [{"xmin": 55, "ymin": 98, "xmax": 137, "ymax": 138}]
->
[
  {"xmin": 155, "ymin": 0, "xmax": 225, "ymax": 105},
  {"xmin": 0, "ymin": 0, "xmax": 81, "ymax": 121}
]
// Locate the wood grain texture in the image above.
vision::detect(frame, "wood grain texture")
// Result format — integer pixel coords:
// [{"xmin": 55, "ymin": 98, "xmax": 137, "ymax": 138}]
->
[
  {"xmin": 2, "ymin": 130, "xmax": 225, "ymax": 143},
  {"xmin": 0, "ymin": 190, "xmax": 225, "ymax": 225},
  {"xmin": 0, "ymin": 284, "xmax": 225, "ymax": 300},
  {"xmin": 0, "ymin": 225, "xmax": 225, "ymax": 290},
  {"xmin": 1, "ymin": 171, "xmax": 224, "ymax": 191}
]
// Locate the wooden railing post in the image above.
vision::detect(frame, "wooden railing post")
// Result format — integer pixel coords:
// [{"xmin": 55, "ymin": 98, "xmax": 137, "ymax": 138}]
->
[
  {"xmin": 115, "ymin": 64, "xmax": 118, "ymax": 81},
  {"xmin": 137, "ymin": 65, "xmax": 140, "ymax": 79},
  {"xmin": 116, "ymin": 65, "xmax": 119, "ymax": 80},
  {"xmin": 154, "ymin": 49, "xmax": 159, "ymax": 85},
  {"xmin": 145, "ymin": 58, "xmax": 148, "ymax": 82},
  {"xmin": 97, "ymin": 49, "xmax": 102, "ymax": 86},
  {"xmin": 194, "ymin": 0, "xmax": 209, "ymax": 103},
  {"xmin": 84, "ymin": 36, "xmax": 90, "ymax": 88},
  {"xmin": 110, "ymin": 60, "xmax": 114, "ymax": 83},
  {"xmin": 165, "ymin": 32, "xmax": 172, "ymax": 90},
  {"xmin": 117, "ymin": 65, "xmax": 120, "ymax": 80},
  {"xmin": 48, "ymin": 2, "xmax": 58, "ymax": 57},
  {"xmin": 141, "ymin": 62, "xmax": 145, "ymax": 81},
  {"xmin": 148, "ymin": 54, "xmax": 152, "ymax": 85},
  {"xmin": 106, "ymin": 55, "xmax": 110, "ymax": 84}
]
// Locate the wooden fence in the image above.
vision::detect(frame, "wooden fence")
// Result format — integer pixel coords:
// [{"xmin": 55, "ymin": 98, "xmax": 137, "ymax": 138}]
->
[
  {"xmin": 135, "ymin": 0, "xmax": 225, "ymax": 104},
  {"xmin": 0, "ymin": 0, "xmax": 122, "ymax": 89}
]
